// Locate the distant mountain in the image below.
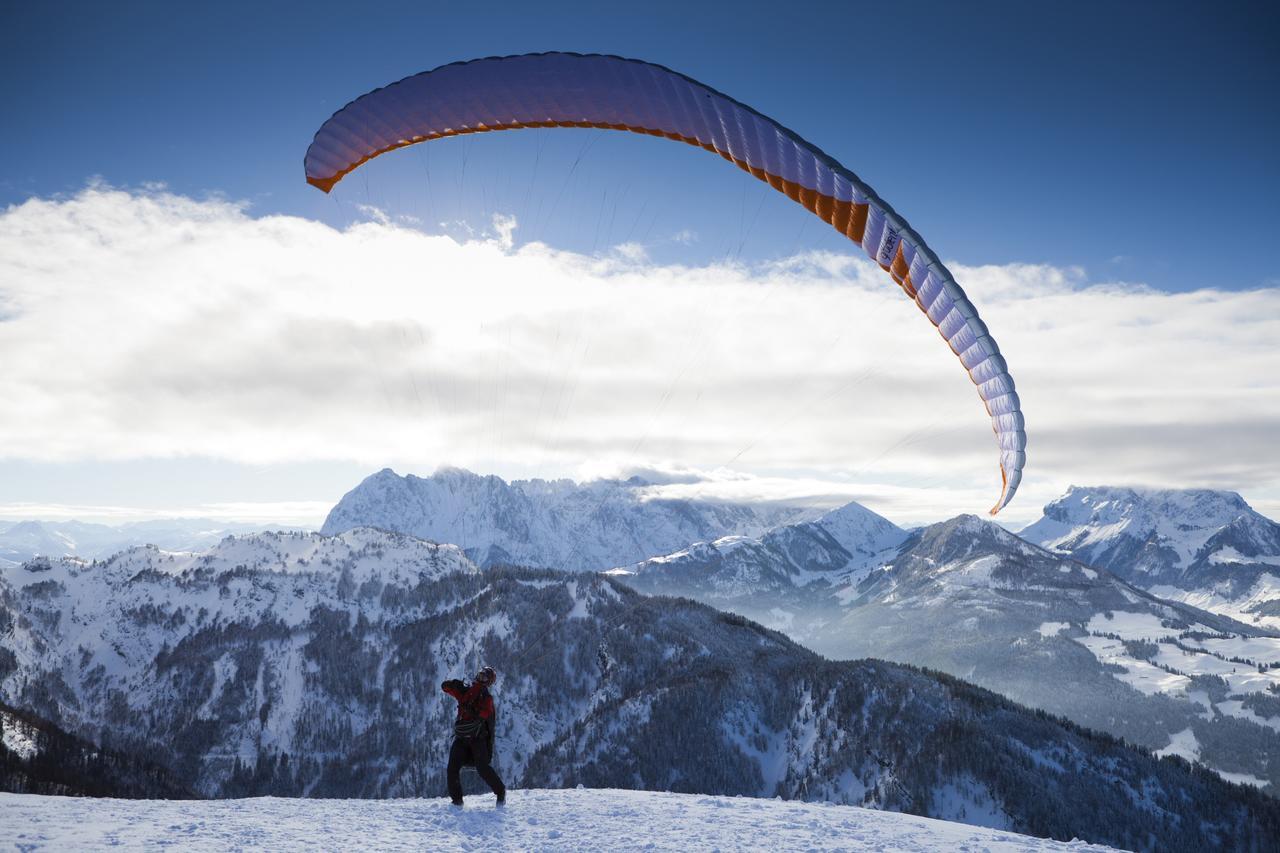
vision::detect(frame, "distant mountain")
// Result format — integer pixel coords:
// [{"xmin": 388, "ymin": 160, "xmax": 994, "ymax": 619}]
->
[
  {"xmin": 1021, "ymin": 486, "xmax": 1280, "ymax": 631},
  {"xmin": 1, "ymin": 701, "xmax": 193, "ymax": 798},
  {"xmin": 617, "ymin": 500, "xmax": 906, "ymax": 640},
  {"xmin": 0, "ymin": 517, "xmax": 275, "ymax": 566},
  {"xmin": 2, "ymin": 530, "xmax": 1276, "ymax": 850},
  {"xmin": 320, "ymin": 467, "xmax": 816, "ymax": 571},
  {"xmin": 621, "ymin": 513, "xmax": 1280, "ymax": 791}
]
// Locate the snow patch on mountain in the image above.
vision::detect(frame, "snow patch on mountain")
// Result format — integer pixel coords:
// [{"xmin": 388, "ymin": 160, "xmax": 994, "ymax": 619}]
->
[
  {"xmin": 1085, "ymin": 611, "xmax": 1186, "ymax": 640},
  {"xmin": 929, "ymin": 776, "xmax": 1013, "ymax": 831},
  {"xmin": 1155, "ymin": 728, "xmax": 1200, "ymax": 763},
  {"xmin": 1, "ymin": 714, "xmax": 39, "ymax": 761},
  {"xmin": 1211, "ymin": 547, "xmax": 1280, "ymax": 567},
  {"xmin": 1183, "ymin": 634, "xmax": 1280, "ymax": 663},
  {"xmin": 1216, "ymin": 770, "xmax": 1271, "ymax": 788},
  {"xmin": 1217, "ymin": 700, "xmax": 1280, "ymax": 734},
  {"xmin": 1150, "ymin": 575, "xmax": 1280, "ymax": 633},
  {"xmin": 1075, "ymin": 636, "xmax": 1196, "ymax": 698}
]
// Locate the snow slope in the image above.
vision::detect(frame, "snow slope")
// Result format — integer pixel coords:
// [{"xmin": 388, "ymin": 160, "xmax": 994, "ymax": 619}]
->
[{"xmin": 0, "ymin": 789, "xmax": 1120, "ymax": 852}]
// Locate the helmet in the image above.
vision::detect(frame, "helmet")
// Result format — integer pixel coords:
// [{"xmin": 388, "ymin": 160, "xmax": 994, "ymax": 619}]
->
[{"xmin": 475, "ymin": 666, "xmax": 496, "ymax": 686}]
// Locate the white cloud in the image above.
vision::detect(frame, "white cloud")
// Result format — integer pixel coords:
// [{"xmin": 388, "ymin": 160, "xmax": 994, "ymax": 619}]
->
[
  {"xmin": 1, "ymin": 186, "xmax": 1278, "ymax": 526},
  {"xmin": 0, "ymin": 500, "xmax": 331, "ymax": 526},
  {"xmin": 612, "ymin": 241, "xmax": 649, "ymax": 263}
]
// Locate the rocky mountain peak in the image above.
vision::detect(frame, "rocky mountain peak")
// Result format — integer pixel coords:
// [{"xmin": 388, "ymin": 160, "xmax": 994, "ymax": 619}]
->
[
  {"xmin": 809, "ymin": 500, "xmax": 903, "ymax": 554},
  {"xmin": 1021, "ymin": 485, "xmax": 1276, "ymax": 584},
  {"xmin": 910, "ymin": 514, "xmax": 1031, "ymax": 565},
  {"xmin": 1041, "ymin": 485, "xmax": 1251, "ymax": 530}
]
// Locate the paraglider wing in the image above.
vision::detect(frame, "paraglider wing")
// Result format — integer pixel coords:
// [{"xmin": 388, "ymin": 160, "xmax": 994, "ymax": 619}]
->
[{"xmin": 304, "ymin": 52, "xmax": 1026, "ymax": 513}]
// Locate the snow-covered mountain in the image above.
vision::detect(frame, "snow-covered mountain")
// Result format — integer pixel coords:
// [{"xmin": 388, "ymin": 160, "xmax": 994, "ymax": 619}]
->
[
  {"xmin": 616, "ymin": 500, "xmax": 906, "ymax": 634},
  {"xmin": 0, "ymin": 518, "xmax": 275, "ymax": 567},
  {"xmin": 2, "ymin": 530, "xmax": 1274, "ymax": 850},
  {"xmin": 829, "ymin": 517, "xmax": 1280, "ymax": 791},
  {"xmin": 321, "ymin": 467, "xmax": 816, "ymax": 571},
  {"xmin": 622, "ymin": 513, "xmax": 1280, "ymax": 791},
  {"xmin": 0, "ymin": 788, "xmax": 1128, "ymax": 852},
  {"xmin": 1021, "ymin": 486, "xmax": 1280, "ymax": 630}
]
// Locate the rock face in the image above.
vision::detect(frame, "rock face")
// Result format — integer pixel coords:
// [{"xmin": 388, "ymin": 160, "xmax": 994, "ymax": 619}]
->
[
  {"xmin": 1020, "ymin": 486, "xmax": 1280, "ymax": 630},
  {"xmin": 320, "ymin": 467, "xmax": 815, "ymax": 571},
  {"xmin": 3, "ymin": 530, "xmax": 1278, "ymax": 851}
]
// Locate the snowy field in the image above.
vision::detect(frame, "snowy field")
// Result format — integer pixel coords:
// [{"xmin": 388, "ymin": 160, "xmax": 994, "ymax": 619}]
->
[
  {"xmin": 1069, "ymin": 610, "xmax": 1280, "ymax": 784},
  {"xmin": 0, "ymin": 789, "xmax": 1119, "ymax": 852}
]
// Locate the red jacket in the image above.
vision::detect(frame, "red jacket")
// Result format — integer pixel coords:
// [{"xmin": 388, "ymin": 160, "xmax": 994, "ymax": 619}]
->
[{"xmin": 442, "ymin": 679, "xmax": 494, "ymax": 724}]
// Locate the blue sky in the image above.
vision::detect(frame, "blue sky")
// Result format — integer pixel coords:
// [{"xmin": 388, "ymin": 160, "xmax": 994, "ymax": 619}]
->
[
  {"xmin": 1, "ymin": 1, "xmax": 1278, "ymax": 528},
  {"xmin": 4, "ymin": 0, "xmax": 1277, "ymax": 291}
]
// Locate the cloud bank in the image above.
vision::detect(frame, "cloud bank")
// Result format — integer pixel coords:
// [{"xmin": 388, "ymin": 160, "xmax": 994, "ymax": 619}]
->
[{"xmin": 1, "ymin": 186, "xmax": 1277, "ymax": 525}]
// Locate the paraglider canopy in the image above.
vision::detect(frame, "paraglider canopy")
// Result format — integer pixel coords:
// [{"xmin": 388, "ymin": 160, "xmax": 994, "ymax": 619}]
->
[{"xmin": 305, "ymin": 52, "xmax": 1026, "ymax": 514}]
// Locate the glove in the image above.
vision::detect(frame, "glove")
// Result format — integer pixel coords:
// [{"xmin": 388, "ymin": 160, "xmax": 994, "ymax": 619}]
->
[{"xmin": 442, "ymin": 679, "xmax": 465, "ymax": 691}]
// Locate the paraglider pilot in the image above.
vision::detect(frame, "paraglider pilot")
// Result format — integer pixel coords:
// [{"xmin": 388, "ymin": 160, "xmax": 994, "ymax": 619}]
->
[{"xmin": 442, "ymin": 666, "xmax": 506, "ymax": 806}]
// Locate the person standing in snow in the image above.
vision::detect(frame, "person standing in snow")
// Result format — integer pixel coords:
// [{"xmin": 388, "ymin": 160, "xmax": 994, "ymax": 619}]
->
[{"xmin": 442, "ymin": 666, "xmax": 506, "ymax": 806}]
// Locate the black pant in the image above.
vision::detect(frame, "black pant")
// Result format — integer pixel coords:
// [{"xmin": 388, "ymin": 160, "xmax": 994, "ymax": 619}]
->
[{"xmin": 446, "ymin": 736, "xmax": 505, "ymax": 802}]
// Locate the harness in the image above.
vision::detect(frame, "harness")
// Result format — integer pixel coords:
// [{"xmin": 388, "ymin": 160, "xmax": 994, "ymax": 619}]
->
[{"xmin": 453, "ymin": 686, "xmax": 492, "ymax": 740}]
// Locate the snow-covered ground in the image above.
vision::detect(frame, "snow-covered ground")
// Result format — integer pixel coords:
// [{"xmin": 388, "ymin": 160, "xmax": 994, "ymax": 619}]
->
[
  {"xmin": 0, "ymin": 789, "xmax": 1118, "ymax": 852},
  {"xmin": 1075, "ymin": 611, "xmax": 1280, "ymax": 703},
  {"xmin": 1061, "ymin": 608, "xmax": 1280, "ymax": 787}
]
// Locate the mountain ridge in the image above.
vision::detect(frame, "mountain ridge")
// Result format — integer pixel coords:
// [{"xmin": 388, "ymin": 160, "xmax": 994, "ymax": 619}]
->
[{"xmin": 320, "ymin": 467, "xmax": 818, "ymax": 571}]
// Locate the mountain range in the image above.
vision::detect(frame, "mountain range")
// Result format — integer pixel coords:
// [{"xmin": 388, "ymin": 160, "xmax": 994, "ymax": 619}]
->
[
  {"xmin": 615, "ymin": 491, "xmax": 1280, "ymax": 790},
  {"xmin": 0, "ymin": 518, "xmax": 274, "ymax": 568},
  {"xmin": 6, "ymin": 468, "xmax": 1280, "ymax": 848},
  {"xmin": 291, "ymin": 469, "xmax": 1280, "ymax": 789},
  {"xmin": 1, "ymin": 528, "xmax": 1277, "ymax": 851}
]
